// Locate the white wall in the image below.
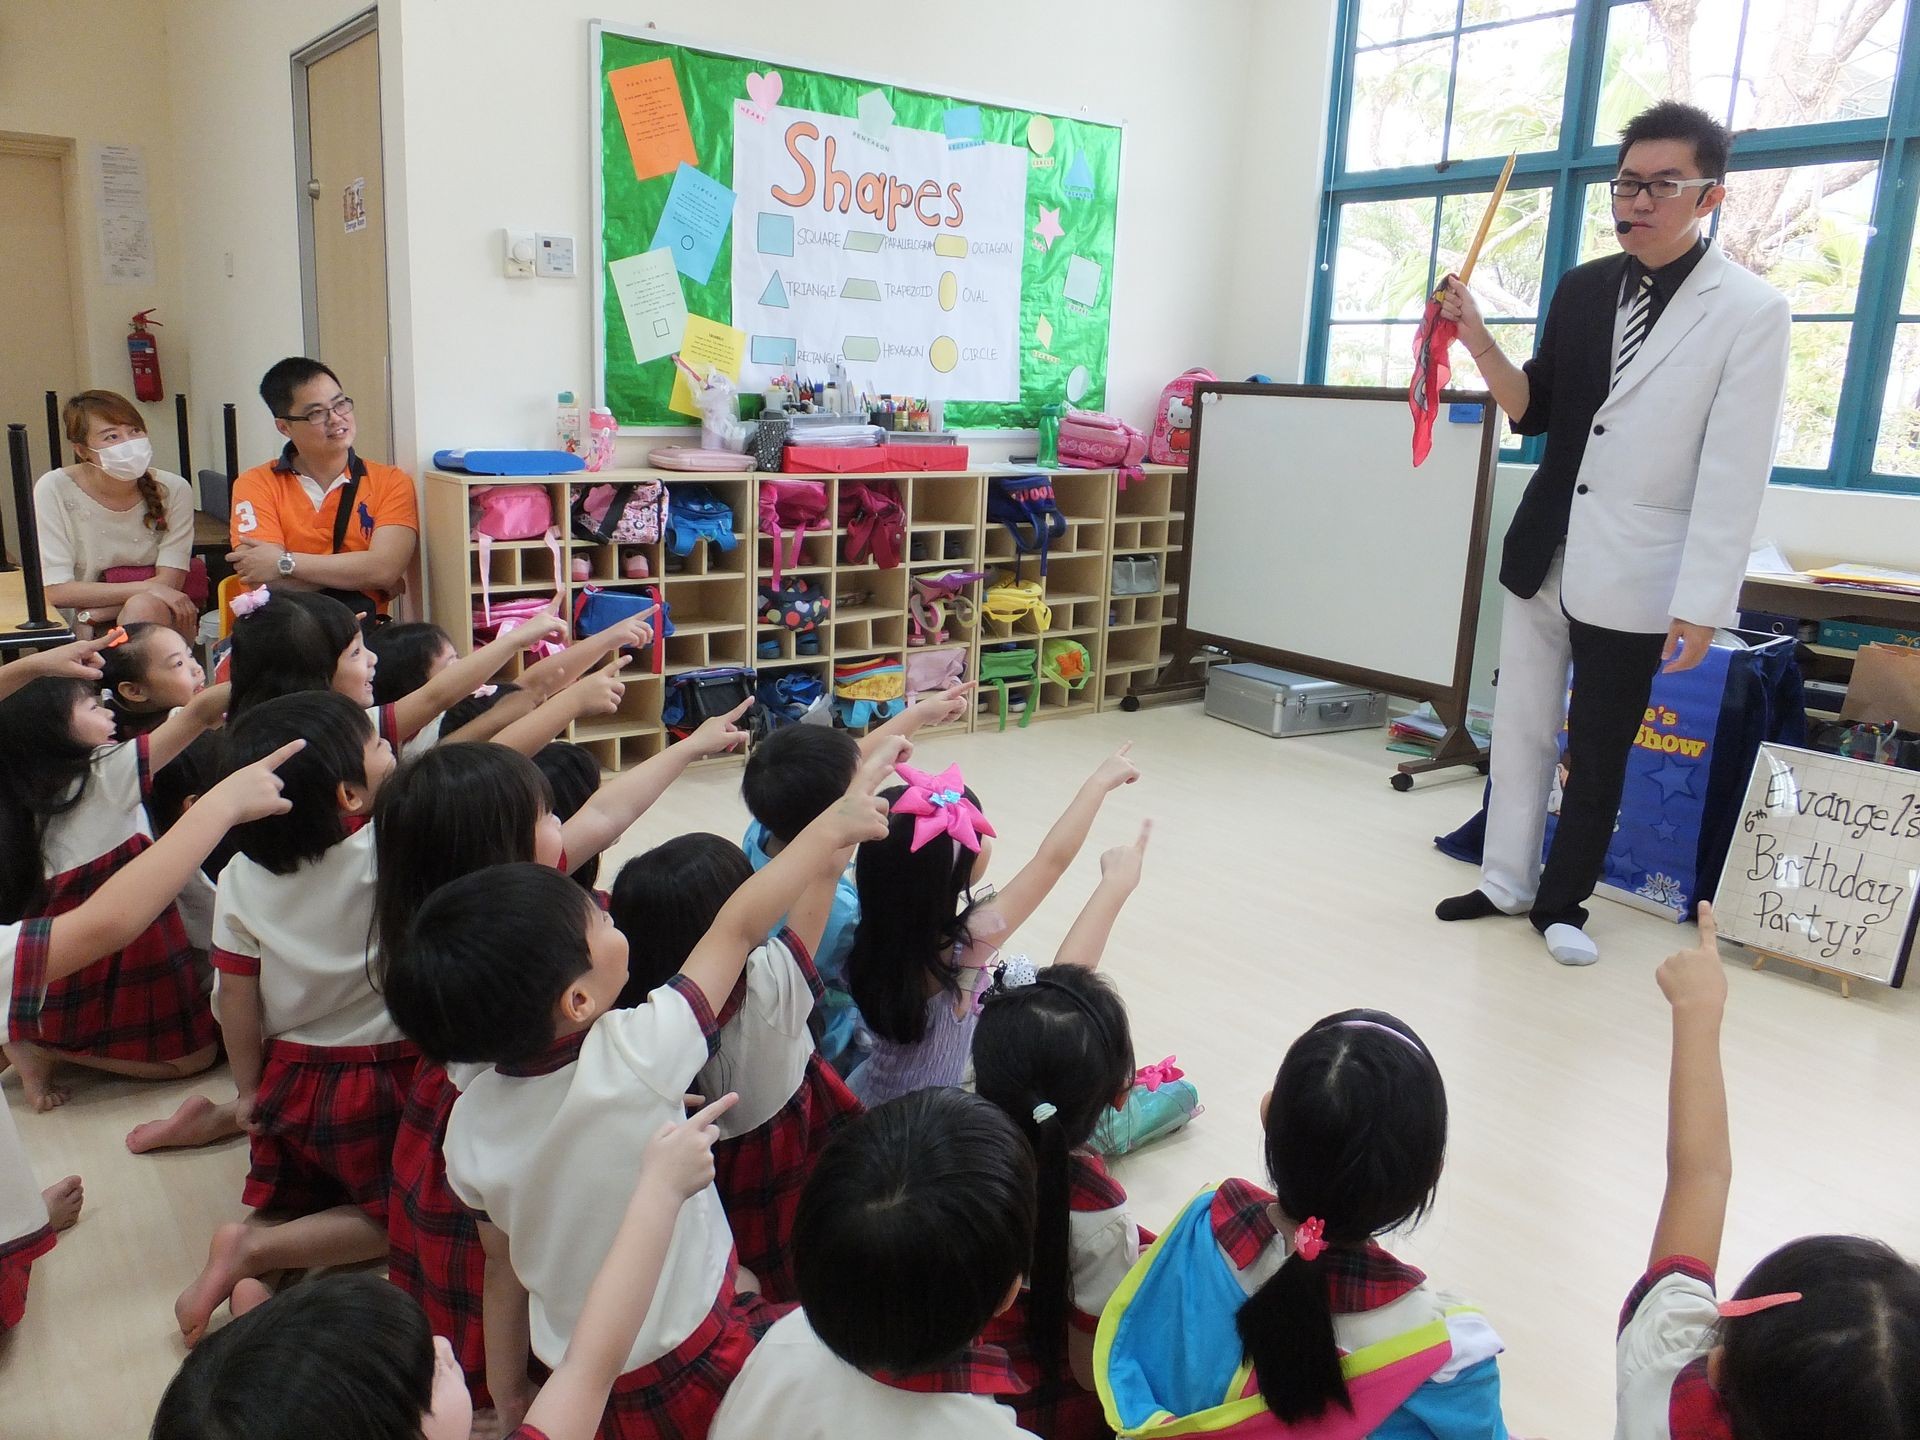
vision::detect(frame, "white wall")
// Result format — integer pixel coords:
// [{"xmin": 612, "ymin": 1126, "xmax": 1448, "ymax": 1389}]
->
[{"xmin": 0, "ymin": 0, "xmax": 187, "ymax": 473}]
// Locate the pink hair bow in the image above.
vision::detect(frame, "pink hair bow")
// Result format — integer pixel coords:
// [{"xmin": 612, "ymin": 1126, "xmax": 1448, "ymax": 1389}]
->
[
  {"xmin": 893, "ymin": 762, "xmax": 996, "ymax": 854},
  {"xmin": 1135, "ymin": 1056, "xmax": 1185, "ymax": 1091},
  {"xmin": 229, "ymin": 586, "xmax": 272, "ymax": 618}
]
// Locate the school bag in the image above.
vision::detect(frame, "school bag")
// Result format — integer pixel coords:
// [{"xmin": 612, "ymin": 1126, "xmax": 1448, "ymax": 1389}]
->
[
  {"xmin": 570, "ymin": 480, "xmax": 668, "ymax": 546},
  {"xmin": 1149, "ymin": 369, "xmax": 1215, "ymax": 465},
  {"xmin": 983, "ymin": 577, "xmax": 1052, "ymax": 636},
  {"xmin": 978, "ymin": 645, "xmax": 1037, "ymax": 731},
  {"xmin": 838, "ymin": 479, "xmax": 906, "ymax": 569},
  {"xmin": 1058, "ymin": 409, "xmax": 1148, "ymax": 488},
  {"xmin": 987, "ymin": 475, "xmax": 1068, "ymax": 578},
  {"xmin": 909, "ymin": 570, "xmax": 984, "ymax": 646},
  {"xmin": 472, "ymin": 484, "xmax": 562, "ymax": 625},
  {"xmin": 666, "ymin": 486, "xmax": 738, "ymax": 559},
  {"xmin": 1040, "ymin": 637, "xmax": 1091, "ymax": 690},
  {"xmin": 662, "ymin": 667, "xmax": 754, "ymax": 738},
  {"xmin": 754, "ymin": 669, "xmax": 828, "ymax": 730},
  {"xmin": 831, "ymin": 657, "xmax": 906, "ymax": 730},
  {"xmin": 471, "ymin": 595, "xmax": 567, "ymax": 664},
  {"xmin": 1088, "ymin": 1056, "xmax": 1200, "ymax": 1157},
  {"xmin": 759, "ymin": 578, "xmax": 830, "ymax": 633},
  {"xmin": 906, "ymin": 645, "xmax": 967, "ymax": 699},
  {"xmin": 571, "ymin": 584, "xmax": 669, "ymax": 672},
  {"xmin": 758, "ymin": 480, "xmax": 831, "ymax": 587},
  {"xmin": 1111, "ymin": 554, "xmax": 1162, "ymax": 597}
]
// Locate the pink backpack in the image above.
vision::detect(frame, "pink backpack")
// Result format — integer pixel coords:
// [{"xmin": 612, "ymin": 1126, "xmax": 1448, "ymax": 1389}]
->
[
  {"xmin": 1058, "ymin": 409, "xmax": 1148, "ymax": 487},
  {"xmin": 1149, "ymin": 368, "xmax": 1214, "ymax": 465},
  {"xmin": 471, "ymin": 485, "xmax": 561, "ymax": 624},
  {"xmin": 757, "ymin": 479, "xmax": 831, "ymax": 586}
]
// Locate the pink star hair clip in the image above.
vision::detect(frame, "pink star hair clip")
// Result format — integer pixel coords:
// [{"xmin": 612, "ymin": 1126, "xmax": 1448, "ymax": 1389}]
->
[
  {"xmin": 229, "ymin": 587, "xmax": 272, "ymax": 618},
  {"xmin": 1293, "ymin": 1217, "xmax": 1328, "ymax": 1263},
  {"xmin": 892, "ymin": 762, "xmax": 996, "ymax": 854}
]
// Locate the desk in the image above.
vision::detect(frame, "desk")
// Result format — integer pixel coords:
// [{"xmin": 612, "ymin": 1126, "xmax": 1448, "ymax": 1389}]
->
[
  {"xmin": 1741, "ymin": 573, "xmax": 1920, "ymax": 628},
  {"xmin": 195, "ymin": 511, "xmax": 228, "ymax": 548},
  {"xmin": 0, "ymin": 569, "xmax": 74, "ymax": 656}
]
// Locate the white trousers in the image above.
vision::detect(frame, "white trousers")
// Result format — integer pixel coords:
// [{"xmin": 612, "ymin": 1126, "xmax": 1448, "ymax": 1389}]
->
[{"xmin": 1480, "ymin": 556, "xmax": 1571, "ymax": 913}]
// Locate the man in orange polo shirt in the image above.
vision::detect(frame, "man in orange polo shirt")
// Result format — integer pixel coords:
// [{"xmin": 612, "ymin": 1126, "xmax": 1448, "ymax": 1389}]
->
[{"xmin": 226, "ymin": 357, "xmax": 418, "ymax": 616}]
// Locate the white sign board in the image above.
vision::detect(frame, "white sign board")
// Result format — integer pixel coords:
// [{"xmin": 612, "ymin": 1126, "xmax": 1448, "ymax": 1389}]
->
[
  {"xmin": 729, "ymin": 104, "xmax": 1024, "ymax": 400},
  {"xmin": 1715, "ymin": 744, "xmax": 1920, "ymax": 986}
]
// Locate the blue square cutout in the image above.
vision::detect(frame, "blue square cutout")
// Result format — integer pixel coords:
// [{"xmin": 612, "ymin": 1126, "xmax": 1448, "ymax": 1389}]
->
[{"xmin": 757, "ymin": 212, "xmax": 795, "ymax": 257}]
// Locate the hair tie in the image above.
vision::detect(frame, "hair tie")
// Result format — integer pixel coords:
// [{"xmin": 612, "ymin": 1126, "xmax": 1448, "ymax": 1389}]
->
[
  {"xmin": 102, "ymin": 626, "xmax": 130, "ymax": 649},
  {"xmin": 1718, "ymin": 1291, "xmax": 1802, "ymax": 1318},
  {"xmin": 892, "ymin": 762, "xmax": 996, "ymax": 854},
  {"xmin": 230, "ymin": 587, "xmax": 272, "ymax": 618},
  {"xmin": 1031, "ymin": 1102, "xmax": 1057, "ymax": 1125},
  {"xmin": 1292, "ymin": 1217, "xmax": 1327, "ymax": 1263},
  {"xmin": 472, "ymin": 683, "xmax": 498, "ymax": 699}
]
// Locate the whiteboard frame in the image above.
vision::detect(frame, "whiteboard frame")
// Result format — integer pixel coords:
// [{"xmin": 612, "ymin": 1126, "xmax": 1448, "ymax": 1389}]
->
[
  {"xmin": 588, "ymin": 20, "xmax": 1128, "ymax": 435},
  {"xmin": 1149, "ymin": 383, "xmax": 1500, "ymax": 779}
]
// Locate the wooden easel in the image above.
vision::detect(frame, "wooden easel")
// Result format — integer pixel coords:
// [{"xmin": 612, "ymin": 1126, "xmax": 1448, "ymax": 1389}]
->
[{"xmin": 1743, "ymin": 944, "xmax": 1856, "ymax": 999}]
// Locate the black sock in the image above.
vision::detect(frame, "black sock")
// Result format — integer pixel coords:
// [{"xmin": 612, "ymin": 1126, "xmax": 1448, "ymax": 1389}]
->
[{"xmin": 1436, "ymin": 890, "xmax": 1506, "ymax": 922}]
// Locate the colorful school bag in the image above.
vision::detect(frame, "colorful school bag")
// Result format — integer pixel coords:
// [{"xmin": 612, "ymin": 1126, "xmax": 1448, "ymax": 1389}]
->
[
  {"xmin": 1089, "ymin": 1056, "xmax": 1200, "ymax": 1157},
  {"xmin": 1058, "ymin": 409, "xmax": 1148, "ymax": 487},
  {"xmin": 666, "ymin": 486, "xmax": 738, "ymax": 558},
  {"xmin": 572, "ymin": 584, "xmax": 669, "ymax": 672},
  {"xmin": 759, "ymin": 479, "xmax": 831, "ymax": 586},
  {"xmin": 838, "ymin": 479, "xmax": 906, "ymax": 569},
  {"xmin": 471, "ymin": 484, "xmax": 562, "ymax": 623},
  {"xmin": 987, "ymin": 476, "xmax": 1068, "ymax": 577},
  {"xmin": 1149, "ymin": 369, "xmax": 1216, "ymax": 464},
  {"xmin": 759, "ymin": 578, "xmax": 830, "ymax": 633},
  {"xmin": 979, "ymin": 644, "xmax": 1038, "ymax": 730},
  {"xmin": 832, "ymin": 657, "xmax": 906, "ymax": 729},
  {"xmin": 661, "ymin": 667, "xmax": 754, "ymax": 738},
  {"xmin": 1096, "ymin": 1189, "xmax": 1499, "ymax": 1438},
  {"xmin": 570, "ymin": 480, "xmax": 668, "ymax": 546}
]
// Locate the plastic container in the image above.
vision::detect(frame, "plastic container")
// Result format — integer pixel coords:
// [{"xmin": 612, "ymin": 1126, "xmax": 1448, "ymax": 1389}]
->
[
  {"xmin": 586, "ymin": 405, "xmax": 617, "ymax": 472},
  {"xmin": 1036, "ymin": 403, "xmax": 1063, "ymax": 468},
  {"xmin": 556, "ymin": 391, "xmax": 583, "ymax": 457}
]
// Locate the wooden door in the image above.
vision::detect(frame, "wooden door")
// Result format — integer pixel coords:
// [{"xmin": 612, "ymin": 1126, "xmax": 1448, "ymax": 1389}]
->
[
  {"xmin": 0, "ymin": 143, "xmax": 81, "ymax": 564},
  {"xmin": 302, "ymin": 27, "xmax": 391, "ymax": 463}
]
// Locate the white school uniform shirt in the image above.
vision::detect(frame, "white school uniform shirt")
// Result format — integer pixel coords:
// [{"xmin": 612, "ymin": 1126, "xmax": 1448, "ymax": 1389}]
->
[
  {"xmin": 41, "ymin": 741, "xmax": 151, "ymax": 880},
  {"xmin": 0, "ymin": 921, "xmax": 55, "ymax": 1255},
  {"xmin": 1064, "ymin": 1154, "xmax": 1139, "ymax": 1326},
  {"xmin": 710, "ymin": 1310, "xmax": 1037, "ymax": 1440},
  {"xmin": 698, "ymin": 934, "xmax": 815, "ymax": 1139},
  {"xmin": 1615, "ymin": 1257, "xmax": 1726, "ymax": 1439},
  {"xmin": 209, "ymin": 824, "xmax": 398, "ymax": 1046},
  {"xmin": 443, "ymin": 977, "xmax": 732, "ymax": 1372},
  {"xmin": 365, "ymin": 705, "xmax": 443, "ymax": 763}
]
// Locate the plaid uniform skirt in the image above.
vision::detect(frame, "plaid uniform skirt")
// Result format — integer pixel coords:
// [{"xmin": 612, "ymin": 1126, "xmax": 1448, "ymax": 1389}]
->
[
  {"xmin": 243, "ymin": 1038, "xmax": 419, "ymax": 1222},
  {"xmin": 388, "ymin": 1063, "xmax": 493, "ymax": 1407},
  {"xmin": 984, "ymin": 1301, "xmax": 1114, "ymax": 1440},
  {"xmin": 31, "ymin": 837, "xmax": 216, "ymax": 1063},
  {"xmin": 712, "ymin": 1054, "xmax": 862, "ymax": 1303},
  {"xmin": 595, "ymin": 1278, "xmax": 788, "ymax": 1440},
  {"xmin": 0, "ymin": 1226, "xmax": 54, "ymax": 1333}
]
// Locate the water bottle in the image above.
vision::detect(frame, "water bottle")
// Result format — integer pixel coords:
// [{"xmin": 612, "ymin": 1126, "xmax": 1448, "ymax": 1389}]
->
[
  {"xmin": 555, "ymin": 391, "xmax": 583, "ymax": 456},
  {"xmin": 586, "ymin": 406, "xmax": 617, "ymax": 472},
  {"xmin": 1036, "ymin": 403, "xmax": 1063, "ymax": 468}
]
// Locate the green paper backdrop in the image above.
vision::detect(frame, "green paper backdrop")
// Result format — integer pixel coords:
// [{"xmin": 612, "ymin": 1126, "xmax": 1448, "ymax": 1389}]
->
[{"xmin": 595, "ymin": 29, "xmax": 1120, "ymax": 429}]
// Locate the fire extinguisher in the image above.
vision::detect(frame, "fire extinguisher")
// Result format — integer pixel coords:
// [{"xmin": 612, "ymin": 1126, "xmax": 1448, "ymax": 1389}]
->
[{"xmin": 127, "ymin": 310, "xmax": 164, "ymax": 403}]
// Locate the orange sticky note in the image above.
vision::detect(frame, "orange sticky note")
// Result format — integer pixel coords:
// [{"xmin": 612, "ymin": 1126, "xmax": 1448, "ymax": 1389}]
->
[{"xmin": 609, "ymin": 59, "xmax": 698, "ymax": 183}]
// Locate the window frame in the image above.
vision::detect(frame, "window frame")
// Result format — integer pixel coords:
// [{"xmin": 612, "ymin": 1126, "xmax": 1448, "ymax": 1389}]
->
[{"xmin": 1308, "ymin": 0, "xmax": 1920, "ymax": 494}]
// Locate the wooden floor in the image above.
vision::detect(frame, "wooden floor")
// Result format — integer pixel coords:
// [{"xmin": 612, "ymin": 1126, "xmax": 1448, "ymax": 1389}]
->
[{"xmin": 6, "ymin": 702, "xmax": 1917, "ymax": 1437}]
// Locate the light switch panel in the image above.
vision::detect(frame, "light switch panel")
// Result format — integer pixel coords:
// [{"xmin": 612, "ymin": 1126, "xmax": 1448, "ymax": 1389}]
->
[{"xmin": 536, "ymin": 233, "xmax": 576, "ymax": 278}]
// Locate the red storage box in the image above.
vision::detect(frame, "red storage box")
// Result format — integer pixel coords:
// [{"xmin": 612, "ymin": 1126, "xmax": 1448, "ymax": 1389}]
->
[
  {"xmin": 782, "ymin": 445, "xmax": 890, "ymax": 474},
  {"xmin": 886, "ymin": 444, "xmax": 970, "ymax": 472}
]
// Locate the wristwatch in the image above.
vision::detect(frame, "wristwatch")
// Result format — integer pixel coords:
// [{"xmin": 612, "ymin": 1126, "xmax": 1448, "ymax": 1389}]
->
[
  {"xmin": 276, "ymin": 550, "xmax": 297, "ymax": 577},
  {"xmin": 77, "ymin": 609, "xmax": 94, "ymax": 625}
]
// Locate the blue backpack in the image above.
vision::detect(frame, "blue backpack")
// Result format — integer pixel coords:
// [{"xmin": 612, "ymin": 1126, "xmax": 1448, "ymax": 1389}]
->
[
  {"xmin": 987, "ymin": 475, "xmax": 1067, "ymax": 577},
  {"xmin": 755, "ymin": 670, "xmax": 827, "ymax": 728},
  {"xmin": 667, "ymin": 486, "xmax": 738, "ymax": 558},
  {"xmin": 661, "ymin": 667, "xmax": 753, "ymax": 738}
]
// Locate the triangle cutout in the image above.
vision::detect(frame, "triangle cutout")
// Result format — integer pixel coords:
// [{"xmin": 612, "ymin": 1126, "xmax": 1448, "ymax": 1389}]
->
[{"xmin": 760, "ymin": 270, "xmax": 790, "ymax": 308}]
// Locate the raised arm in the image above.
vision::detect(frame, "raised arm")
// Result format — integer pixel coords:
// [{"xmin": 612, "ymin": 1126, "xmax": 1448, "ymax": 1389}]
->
[
  {"xmin": 678, "ymin": 740, "xmax": 898, "ymax": 1010},
  {"xmin": 147, "ymin": 681, "xmax": 231, "ymax": 772},
  {"xmin": 391, "ymin": 604, "xmax": 570, "ymax": 741},
  {"xmin": 980, "ymin": 744, "xmax": 1140, "ymax": 943},
  {"xmin": 514, "ymin": 614, "xmax": 654, "ymax": 696},
  {"xmin": 559, "ymin": 701, "xmax": 752, "ymax": 864},
  {"xmin": 1648, "ymin": 903, "xmax": 1733, "ymax": 1272},
  {"xmin": 521, "ymin": 1095, "xmax": 736, "ymax": 1440},
  {"xmin": 488, "ymin": 659, "xmax": 624, "ymax": 757},
  {"xmin": 858, "ymin": 682, "xmax": 976, "ymax": 758},
  {"xmin": 1054, "ymin": 820, "xmax": 1150, "ymax": 971},
  {"xmin": 0, "ymin": 635, "xmax": 111, "ymax": 701}
]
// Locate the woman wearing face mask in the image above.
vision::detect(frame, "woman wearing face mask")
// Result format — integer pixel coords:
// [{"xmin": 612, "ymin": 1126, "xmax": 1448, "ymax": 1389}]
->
[{"xmin": 34, "ymin": 389, "xmax": 199, "ymax": 638}]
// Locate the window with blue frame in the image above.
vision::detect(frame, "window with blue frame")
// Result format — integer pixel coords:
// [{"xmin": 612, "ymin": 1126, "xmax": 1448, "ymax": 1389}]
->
[{"xmin": 1310, "ymin": 0, "xmax": 1920, "ymax": 492}]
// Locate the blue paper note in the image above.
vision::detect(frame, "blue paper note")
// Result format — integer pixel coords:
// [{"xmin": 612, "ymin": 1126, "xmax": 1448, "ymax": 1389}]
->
[
  {"xmin": 650, "ymin": 163, "xmax": 734, "ymax": 285},
  {"xmin": 943, "ymin": 106, "xmax": 983, "ymax": 149}
]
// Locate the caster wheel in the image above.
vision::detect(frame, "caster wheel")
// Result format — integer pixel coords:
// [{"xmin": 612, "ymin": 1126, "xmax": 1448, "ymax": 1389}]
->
[
  {"xmin": 1390, "ymin": 772, "xmax": 1413, "ymax": 792},
  {"xmin": 1119, "ymin": 695, "xmax": 1141, "ymax": 713}
]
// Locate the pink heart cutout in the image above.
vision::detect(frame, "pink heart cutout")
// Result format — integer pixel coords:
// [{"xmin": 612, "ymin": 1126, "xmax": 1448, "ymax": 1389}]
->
[{"xmin": 746, "ymin": 71, "xmax": 782, "ymax": 111}]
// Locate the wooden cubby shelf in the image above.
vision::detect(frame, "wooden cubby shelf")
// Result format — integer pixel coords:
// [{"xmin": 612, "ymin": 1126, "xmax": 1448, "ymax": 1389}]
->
[{"xmin": 425, "ymin": 462, "xmax": 1188, "ymax": 769}]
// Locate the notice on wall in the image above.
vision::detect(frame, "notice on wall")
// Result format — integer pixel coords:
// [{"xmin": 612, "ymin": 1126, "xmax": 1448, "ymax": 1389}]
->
[
  {"xmin": 343, "ymin": 177, "xmax": 368, "ymax": 233},
  {"xmin": 729, "ymin": 104, "xmax": 1025, "ymax": 400},
  {"xmin": 1715, "ymin": 744, "xmax": 1920, "ymax": 986},
  {"xmin": 93, "ymin": 143, "xmax": 155, "ymax": 284}
]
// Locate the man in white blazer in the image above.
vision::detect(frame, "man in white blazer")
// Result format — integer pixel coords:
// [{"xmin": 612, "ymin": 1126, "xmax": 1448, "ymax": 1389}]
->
[{"xmin": 1436, "ymin": 101, "xmax": 1791, "ymax": 966}]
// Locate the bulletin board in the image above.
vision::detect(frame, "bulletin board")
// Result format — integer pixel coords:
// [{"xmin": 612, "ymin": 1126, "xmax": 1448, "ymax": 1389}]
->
[{"xmin": 591, "ymin": 25, "xmax": 1123, "ymax": 430}]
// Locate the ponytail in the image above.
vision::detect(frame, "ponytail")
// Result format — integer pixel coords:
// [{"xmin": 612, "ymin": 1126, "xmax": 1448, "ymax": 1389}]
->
[
  {"xmin": 1023, "ymin": 1104, "xmax": 1074, "ymax": 1373},
  {"xmin": 135, "ymin": 470, "xmax": 168, "ymax": 532},
  {"xmin": 1236, "ymin": 1246, "xmax": 1348, "ymax": 1423}
]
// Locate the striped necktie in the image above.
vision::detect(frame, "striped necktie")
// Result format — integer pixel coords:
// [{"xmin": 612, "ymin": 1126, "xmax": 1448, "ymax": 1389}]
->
[{"xmin": 1614, "ymin": 273, "xmax": 1655, "ymax": 387}]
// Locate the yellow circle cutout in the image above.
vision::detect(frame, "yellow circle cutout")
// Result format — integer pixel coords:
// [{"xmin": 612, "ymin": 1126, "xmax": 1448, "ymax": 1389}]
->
[
  {"xmin": 930, "ymin": 336, "xmax": 959, "ymax": 373},
  {"xmin": 1027, "ymin": 115, "xmax": 1055, "ymax": 156}
]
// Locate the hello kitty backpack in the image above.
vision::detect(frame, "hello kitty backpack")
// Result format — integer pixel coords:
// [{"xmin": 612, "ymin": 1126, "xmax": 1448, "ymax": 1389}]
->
[{"xmin": 1149, "ymin": 368, "xmax": 1216, "ymax": 465}]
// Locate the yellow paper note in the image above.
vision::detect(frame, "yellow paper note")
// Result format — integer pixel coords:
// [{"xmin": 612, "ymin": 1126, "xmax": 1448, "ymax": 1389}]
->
[
  {"xmin": 668, "ymin": 314, "xmax": 747, "ymax": 418},
  {"xmin": 609, "ymin": 59, "xmax": 697, "ymax": 183}
]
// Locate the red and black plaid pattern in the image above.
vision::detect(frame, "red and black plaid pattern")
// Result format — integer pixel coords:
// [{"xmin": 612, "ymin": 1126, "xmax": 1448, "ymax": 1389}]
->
[
  {"xmin": 1209, "ymin": 1179, "xmax": 1422, "ymax": 1314},
  {"xmin": 1210, "ymin": 1178, "xmax": 1280, "ymax": 1269},
  {"xmin": 242, "ymin": 1038, "xmax": 419, "ymax": 1222},
  {"xmin": 868, "ymin": 1339, "xmax": 1028, "ymax": 1397},
  {"xmin": 1619, "ymin": 1254, "xmax": 1716, "ymax": 1336},
  {"xmin": 388, "ymin": 1064, "xmax": 492, "ymax": 1407},
  {"xmin": 0, "ymin": 1226, "xmax": 55, "ymax": 1333},
  {"xmin": 30, "ymin": 836, "xmax": 216, "ymax": 1063},
  {"xmin": 1668, "ymin": 1354, "xmax": 1736, "ymax": 1440},
  {"xmin": 1069, "ymin": 1151, "xmax": 1127, "ymax": 1214},
  {"xmin": 595, "ymin": 1283, "xmax": 786, "ymax": 1440},
  {"xmin": 668, "ymin": 973, "xmax": 725, "ymax": 1053},
  {"xmin": 712, "ymin": 1053, "xmax": 862, "ymax": 1303},
  {"xmin": 5, "ymin": 919, "xmax": 51, "ymax": 1045}
]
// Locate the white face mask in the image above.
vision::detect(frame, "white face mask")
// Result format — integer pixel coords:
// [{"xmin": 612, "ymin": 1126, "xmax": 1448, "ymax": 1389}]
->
[{"xmin": 91, "ymin": 436, "xmax": 152, "ymax": 482}]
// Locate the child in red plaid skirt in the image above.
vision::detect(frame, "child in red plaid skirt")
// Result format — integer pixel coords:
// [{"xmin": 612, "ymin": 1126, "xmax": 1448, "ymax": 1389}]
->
[
  {"xmin": 609, "ymin": 833, "xmax": 866, "ymax": 1303},
  {"xmin": 382, "ymin": 746, "xmax": 898, "ymax": 1439},
  {"xmin": 174, "ymin": 694, "xmax": 418, "ymax": 1347},
  {"xmin": 0, "ymin": 672, "xmax": 233, "ymax": 1110},
  {"xmin": 153, "ymin": 1097, "xmax": 736, "ymax": 1440}
]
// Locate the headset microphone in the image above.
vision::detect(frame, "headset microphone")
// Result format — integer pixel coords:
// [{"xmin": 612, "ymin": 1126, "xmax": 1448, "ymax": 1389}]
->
[{"xmin": 1616, "ymin": 220, "xmax": 1637, "ymax": 234}]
